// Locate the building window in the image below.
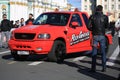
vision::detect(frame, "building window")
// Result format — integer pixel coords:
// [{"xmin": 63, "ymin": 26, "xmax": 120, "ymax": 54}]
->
[
  {"xmin": 104, "ymin": 5, "xmax": 107, "ymax": 10},
  {"xmin": 111, "ymin": 4, "xmax": 114, "ymax": 10},
  {"xmin": 85, "ymin": 5, "xmax": 87, "ymax": 10},
  {"xmin": 119, "ymin": 5, "xmax": 120, "ymax": 9},
  {"xmin": 105, "ymin": 0, "xmax": 107, "ymax": 2}
]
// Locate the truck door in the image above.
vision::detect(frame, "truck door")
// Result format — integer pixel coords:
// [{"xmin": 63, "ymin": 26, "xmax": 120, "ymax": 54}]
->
[{"xmin": 67, "ymin": 13, "xmax": 91, "ymax": 53}]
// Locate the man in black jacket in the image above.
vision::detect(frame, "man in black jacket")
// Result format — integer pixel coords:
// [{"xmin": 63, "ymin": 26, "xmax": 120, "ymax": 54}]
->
[
  {"xmin": 0, "ymin": 14, "xmax": 12, "ymax": 48},
  {"xmin": 25, "ymin": 13, "xmax": 34, "ymax": 25},
  {"xmin": 87, "ymin": 5, "xmax": 109, "ymax": 72}
]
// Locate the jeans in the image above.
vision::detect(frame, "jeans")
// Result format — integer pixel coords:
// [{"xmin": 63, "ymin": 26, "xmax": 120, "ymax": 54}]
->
[
  {"xmin": 91, "ymin": 35, "xmax": 106, "ymax": 70},
  {"xmin": 0, "ymin": 31, "xmax": 10, "ymax": 48}
]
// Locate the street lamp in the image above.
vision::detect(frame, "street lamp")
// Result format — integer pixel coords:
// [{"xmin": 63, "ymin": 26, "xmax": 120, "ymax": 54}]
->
[
  {"xmin": 51, "ymin": 0, "xmax": 52, "ymax": 9},
  {"xmin": 27, "ymin": 0, "xmax": 35, "ymax": 17},
  {"xmin": 93, "ymin": 0, "xmax": 97, "ymax": 14}
]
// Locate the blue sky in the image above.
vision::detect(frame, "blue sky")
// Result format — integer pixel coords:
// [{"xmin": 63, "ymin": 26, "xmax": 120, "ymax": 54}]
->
[{"xmin": 68, "ymin": 0, "xmax": 81, "ymax": 9}]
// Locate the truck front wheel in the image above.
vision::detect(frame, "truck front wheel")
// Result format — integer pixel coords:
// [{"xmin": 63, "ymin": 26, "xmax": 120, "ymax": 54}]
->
[
  {"xmin": 48, "ymin": 40, "xmax": 66, "ymax": 63},
  {"xmin": 11, "ymin": 51, "xmax": 28, "ymax": 61}
]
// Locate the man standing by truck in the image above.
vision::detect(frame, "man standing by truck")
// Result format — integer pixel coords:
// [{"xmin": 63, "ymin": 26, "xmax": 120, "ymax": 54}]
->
[
  {"xmin": 0, "ymin": 14, "xmax": 12, "ymax": 48},
  {"xmin": 87, "ymin": 5, "xmax": 109, "ymax": 72}
]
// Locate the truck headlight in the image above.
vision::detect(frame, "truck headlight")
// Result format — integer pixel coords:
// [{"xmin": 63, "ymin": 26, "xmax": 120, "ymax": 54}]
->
[{"xmin": 38, "ymin": 33, "xmax": 50, "ymax": 39}]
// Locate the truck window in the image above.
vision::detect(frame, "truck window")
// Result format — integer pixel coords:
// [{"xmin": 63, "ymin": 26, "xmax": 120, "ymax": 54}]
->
[
  {"xmin": 82, "ymin": 14, "xmax": 89, "ymax": 27},
  {"xmin": 33, "ymin": 13, "xmax": 70, "ymax": 26},
  {"xmin": 70, "ymin": 14, "xmax": 82, "ymax": 27}
]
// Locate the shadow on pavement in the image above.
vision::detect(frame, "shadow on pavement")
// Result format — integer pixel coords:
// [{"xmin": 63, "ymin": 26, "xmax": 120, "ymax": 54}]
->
[
  {"xmin": 2, "ymin": 54, "xmax": 13, "ymax": 60},
  {"xmin": 63, "ymin": 61, "xmax": 118, "ymax": 80},
  {"xmin": 2, "ymin": 54, "xmax": 47, "ymax": 61},
  {"xmin": 1, "ymin": 51, "xmax": 91, "ymax": 61},
  {"xmin": 86, "ymin": 55, "xmax": 120, "ymax": 71}
]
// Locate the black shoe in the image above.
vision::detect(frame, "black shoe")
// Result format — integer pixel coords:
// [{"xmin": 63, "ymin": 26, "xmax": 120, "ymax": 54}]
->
[
  {"xmin": 89, "ymin": 69, "xmax": 96, "ymax": 72},
  {"xmin": 102, "ymin": 68, "xmax": 106, "ymax": 72}
]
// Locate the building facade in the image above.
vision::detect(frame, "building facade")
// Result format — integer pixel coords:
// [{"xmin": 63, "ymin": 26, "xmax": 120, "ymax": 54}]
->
[
  {"xmin": 97, "ymin": 0, "xmax": 120, "ymax": 21},
  {"xmin": 0, "ymin": 0, "xmax": 10, "ymax": 21},
  {"xmin": 80, "ymin": 0, "xmax": 96, "ymax": 15},
  {"xmin": 0, "ymin": 0, "xmax": 67, "ymax": 21},
  {"xmin": 78, "ymin": 0, "xmax": 120, "ymax": 21}
]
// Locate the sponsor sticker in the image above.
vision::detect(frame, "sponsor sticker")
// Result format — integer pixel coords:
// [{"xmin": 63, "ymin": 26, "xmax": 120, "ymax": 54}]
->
[{"xmin": 70, "ymin": 31, "xmax": 90, "ymax": 45}]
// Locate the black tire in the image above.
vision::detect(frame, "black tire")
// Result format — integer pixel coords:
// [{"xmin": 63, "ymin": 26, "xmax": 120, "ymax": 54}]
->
[
  {"xmin": 11, "ymin": 51, "xmax": 28, "ymax": 61},
  {"xmin": 48, "ymin": 40, "xmax": 66, "ymax": 63}
]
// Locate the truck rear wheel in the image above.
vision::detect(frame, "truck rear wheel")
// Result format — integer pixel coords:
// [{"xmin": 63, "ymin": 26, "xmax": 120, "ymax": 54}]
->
[
  {"xmin": 11, "ymin": 51, "xmax": 28, "ymax": 61},
  {"xmin": 48, "ymin": 40, "xmax": 66, "ymax": 63}
]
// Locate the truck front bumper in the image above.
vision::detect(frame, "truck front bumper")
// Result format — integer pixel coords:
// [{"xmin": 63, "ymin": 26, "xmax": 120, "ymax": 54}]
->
[{"xmin": 8, "ymin": 40, "xmax": 53, "ymax": 54}]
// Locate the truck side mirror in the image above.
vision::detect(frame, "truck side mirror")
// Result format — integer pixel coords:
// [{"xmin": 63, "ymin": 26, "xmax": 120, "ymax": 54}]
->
[{"xmin": 71, "ymin": 21, "xmax": 79, "ymax": 28}]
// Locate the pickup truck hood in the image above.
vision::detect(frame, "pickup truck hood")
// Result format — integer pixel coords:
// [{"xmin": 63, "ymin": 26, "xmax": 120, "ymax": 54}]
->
[{"xmin": 13, "ymin": 25, "xmax": 66, "ymax": 33}]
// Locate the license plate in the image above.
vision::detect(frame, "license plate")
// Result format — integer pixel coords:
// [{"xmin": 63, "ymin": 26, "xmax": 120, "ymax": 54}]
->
[{"xmin": 17, "ymin": 51, "xmax": 29, "ymax": 55}]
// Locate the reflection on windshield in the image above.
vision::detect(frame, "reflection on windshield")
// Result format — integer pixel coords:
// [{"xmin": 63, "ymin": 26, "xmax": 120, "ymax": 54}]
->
[{"xmin": 33, "ymin": 13, "xmax": 70, "ymax": 26}]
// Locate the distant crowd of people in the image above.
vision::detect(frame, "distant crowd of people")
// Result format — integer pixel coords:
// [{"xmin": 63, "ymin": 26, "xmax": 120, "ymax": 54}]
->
[
  {"xmin": 0, "ymin": 5, "xmax": 120, "ymax": 79},
  {"xmin": 0, "ymin": 13, "xmax": 34, "ymax": 48},
  {"xmin": 10, "ymin": 13, "xmax": 34, "ymax": 29}
]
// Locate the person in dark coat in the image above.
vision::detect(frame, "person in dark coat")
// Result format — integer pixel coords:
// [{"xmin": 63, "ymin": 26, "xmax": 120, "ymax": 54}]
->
[
  {"xmin": 0, "ymin": 14, "xmax": 12, "ymax": 48},
  {"xmin": 87, "ymin": 5, "xmax": 109, "ymax": 72},
  {"xmin": 25, "ymin": 13, "xmax": 34, "ymax": 25}
]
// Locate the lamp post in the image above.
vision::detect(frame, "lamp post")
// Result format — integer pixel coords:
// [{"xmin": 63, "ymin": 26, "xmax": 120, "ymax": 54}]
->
[
  {"xmin": 33, "ymin": 0, "xmax": 35, "ymax": 17},
  {"xmin": 51, "ymin": 0, "xmax": 52, "ymax": 10},
  {"xmin": 93, "ymin": 0, "xmax": 96, "ymax": 14},
  {"xmin": 27, "ymin": 0, "xmax": 35, "ymax": 17}
]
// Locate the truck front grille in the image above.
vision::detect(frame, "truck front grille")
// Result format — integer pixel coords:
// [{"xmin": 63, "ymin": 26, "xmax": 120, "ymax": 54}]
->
[{"xmin": 14, "ymin": 33, "xmax": 36, "ymax": 40}]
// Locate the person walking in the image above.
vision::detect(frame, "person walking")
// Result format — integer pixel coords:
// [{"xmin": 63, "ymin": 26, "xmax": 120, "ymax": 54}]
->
[
  {"xmin": 14, "ymin": 20, "xmax": 20, "ymax": 28},
  {"xmin": 115, "ymin": 16, "xmax": 120, "ymax": 49},
  {"xmin": 25, "ymin": 13, "xmax": 34, "ymax": 25},
  {"xmin": 0, "ymin": 14, "xmax": 12, "ymax": 48},
  {"xmin": 87, "ymin": 5, "xmax": 109, "ymax": 72},
  {"xmin": 109, "ymin": 20, "xmax": 115, "ymax": 37},
  {"xmin": 19, "ymin": 18, "xmax": 25, "ymax": 27}
]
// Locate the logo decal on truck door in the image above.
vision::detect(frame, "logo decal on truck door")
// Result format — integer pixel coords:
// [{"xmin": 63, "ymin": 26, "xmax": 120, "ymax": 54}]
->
[{"xmin": 70, "ymin": 31, "xmax": 90, "ymax": 45}]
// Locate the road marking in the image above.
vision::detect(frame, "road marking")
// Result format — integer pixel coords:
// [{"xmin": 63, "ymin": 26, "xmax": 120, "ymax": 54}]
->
[
  {"xmin": 28, "ymin": 61, "xmax": 44, "ymax": 66},
  {"xmin": 8, "ymin": 61, "xmax": 16, "ymax": 64},
  {"xmin": 107, "ymin": 46, "xmax": 119, "ymax": 66},
  {"xmin": 0, "ymin": 50, "xmax": 10, "ymax": 55},
  {"xmin": 73, "ymin": 56, "xmax": 86, "ymax": 62}
]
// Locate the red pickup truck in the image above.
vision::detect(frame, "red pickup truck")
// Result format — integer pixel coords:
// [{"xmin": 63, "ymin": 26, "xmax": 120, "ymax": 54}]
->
[{"xmin": 8, "ymin": 9, "xmax": 112, "ymax": 62}]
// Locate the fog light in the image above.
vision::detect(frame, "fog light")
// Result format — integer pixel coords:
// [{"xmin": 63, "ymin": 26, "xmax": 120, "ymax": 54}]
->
[{"xmin": 36, "ymin": 47, "xmax": 42, "ymax": 51}]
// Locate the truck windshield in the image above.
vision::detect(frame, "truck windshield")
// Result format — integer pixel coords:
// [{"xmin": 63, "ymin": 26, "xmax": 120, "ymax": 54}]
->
[{"xmin": 33, "ymin": 13, "xmax": 70, "ymax": 26}]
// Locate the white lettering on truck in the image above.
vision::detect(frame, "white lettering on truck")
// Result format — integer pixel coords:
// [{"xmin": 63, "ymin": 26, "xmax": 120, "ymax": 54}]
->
[{"xmin": 70, "ymin": 31, "xmax": 90, "ymax": 45}]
